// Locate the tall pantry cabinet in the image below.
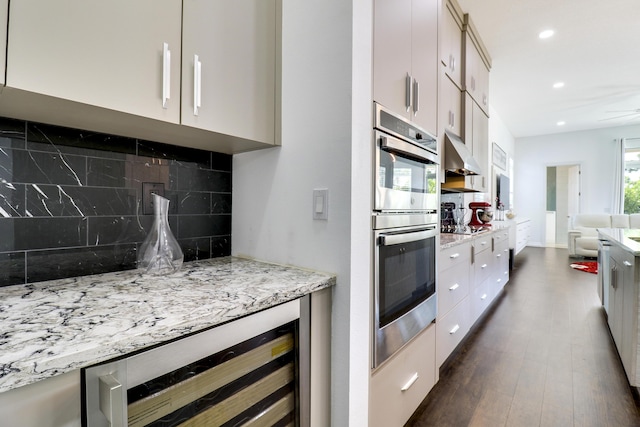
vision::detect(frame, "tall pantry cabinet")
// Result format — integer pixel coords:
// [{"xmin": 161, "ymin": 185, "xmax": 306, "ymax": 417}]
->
[{"xmin": 373, "ymin": 0, "xmax": 439, "ymax": 137}]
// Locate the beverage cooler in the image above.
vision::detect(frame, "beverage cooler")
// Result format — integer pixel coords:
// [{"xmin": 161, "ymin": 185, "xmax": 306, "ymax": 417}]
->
[{"xmin": 82, "ymin": 300, "xmax": 305, "ymax": 427}]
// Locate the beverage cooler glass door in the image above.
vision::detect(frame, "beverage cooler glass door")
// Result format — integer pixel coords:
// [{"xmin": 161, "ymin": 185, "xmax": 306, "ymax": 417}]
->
[{"xmin": 375, "ymin": 130, "xmax": 438, "ymax": 213}]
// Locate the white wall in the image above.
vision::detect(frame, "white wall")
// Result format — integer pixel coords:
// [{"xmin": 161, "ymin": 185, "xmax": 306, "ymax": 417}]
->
[
  {"xmin": 232, "ymin": 1, "xmax": 373, "ymax": 426},
  {"xmin": 514, "ymin": 125, "xmax": 640, "ymax": 247}
]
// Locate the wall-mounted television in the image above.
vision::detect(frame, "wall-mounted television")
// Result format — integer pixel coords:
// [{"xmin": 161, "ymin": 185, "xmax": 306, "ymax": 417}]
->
[{"xmin": 496, "ymin": 173, "xmax": 510, "ymax": 209}]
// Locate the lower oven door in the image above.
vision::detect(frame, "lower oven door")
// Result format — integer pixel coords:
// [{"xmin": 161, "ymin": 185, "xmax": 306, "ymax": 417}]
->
[{"xmin": 373, "ymin": 225, "xmax": 437, "ymax": 368}]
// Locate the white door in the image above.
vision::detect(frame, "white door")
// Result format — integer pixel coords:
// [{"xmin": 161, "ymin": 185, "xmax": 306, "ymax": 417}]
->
[{"xmin": 546, "ymin": 164, "xmax": 581, "ymax": 247}]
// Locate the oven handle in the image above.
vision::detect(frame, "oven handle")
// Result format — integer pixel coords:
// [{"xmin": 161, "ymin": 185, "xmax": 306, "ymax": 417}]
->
[
  {"xmin": 380, "ymin": 135, "xmax": 439, "ymax": 165},
  {"xmin": 379, "ymin": 227, "xmax": 436, "ymax": 246}
]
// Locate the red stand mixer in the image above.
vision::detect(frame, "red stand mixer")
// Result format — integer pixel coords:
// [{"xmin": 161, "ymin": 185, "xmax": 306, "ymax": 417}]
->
[{"xmin": 468, "ymin": 202, "xmax": 493, "ymax": 229}]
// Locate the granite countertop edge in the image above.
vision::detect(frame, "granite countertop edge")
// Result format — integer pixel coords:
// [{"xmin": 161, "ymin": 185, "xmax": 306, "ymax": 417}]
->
[
  {"xmin": 598, "ymin": 228, "xmax": 640, "ymax": 256},
  {"xmin": 0, "ymin": 256, "xmax": 336, "ymax": 394},
  {"xmin": 440, "ymin": 222, "xmax": 511, "ymax": 249}
]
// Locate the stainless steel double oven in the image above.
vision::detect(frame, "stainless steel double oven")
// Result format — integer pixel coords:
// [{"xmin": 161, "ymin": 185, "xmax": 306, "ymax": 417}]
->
[{"xmin": 372, "ymin": 103, "xmax": 439, "ymax": 368}]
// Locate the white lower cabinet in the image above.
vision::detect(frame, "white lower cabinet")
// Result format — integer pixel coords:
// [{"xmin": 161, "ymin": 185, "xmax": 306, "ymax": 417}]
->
[
  {"xmin": 470, "ymin": 277, "xmax": 491, "ymax": 323},
  {"xmin": 369, "ymin": 324, "xmax": 436, "ymax": 427},
  {"xmin": 436, "ymin": 295, "xmax": 470, "ymax": 367}
]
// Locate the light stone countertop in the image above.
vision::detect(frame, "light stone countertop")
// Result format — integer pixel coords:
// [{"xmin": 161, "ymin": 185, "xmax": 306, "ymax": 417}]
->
[
  {"xmin": 0, "ymin": 256, "xmax": 336, "ymax": 394},
  {"xmin": 440, "ymin": 221, "xmax": 511, "ymax": 249},
  {"xmin": 598, "ymin": 228, "xmax": 640, "ymax": 256}
]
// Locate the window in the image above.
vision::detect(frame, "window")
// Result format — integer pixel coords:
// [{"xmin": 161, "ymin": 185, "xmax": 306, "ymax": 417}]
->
[{"xmin": 623, "ymin": 138, "xmax": 640, "ymax": 213}]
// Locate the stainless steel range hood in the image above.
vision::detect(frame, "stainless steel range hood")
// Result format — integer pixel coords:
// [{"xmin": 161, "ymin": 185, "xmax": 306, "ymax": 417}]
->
[{"xmin": 443, "ymin": 130, "xmax": 482, "ymax": 176}]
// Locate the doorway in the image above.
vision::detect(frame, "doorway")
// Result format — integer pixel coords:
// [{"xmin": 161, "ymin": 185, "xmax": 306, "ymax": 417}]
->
[{"xmin": 546, "ymin": 164, "xmax": 581, "ymax": 247}]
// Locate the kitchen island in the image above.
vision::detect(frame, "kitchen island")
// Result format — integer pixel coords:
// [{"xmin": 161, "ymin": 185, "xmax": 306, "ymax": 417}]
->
[
  {"xmin": 598, "ymin": 228, "xmax": 640, "ymax": 389},
  {"xmin": 0, "ymin": 256, "xmax": 335, "ymax": 425}
]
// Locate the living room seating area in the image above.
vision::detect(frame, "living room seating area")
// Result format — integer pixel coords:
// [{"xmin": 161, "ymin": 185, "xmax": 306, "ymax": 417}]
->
[{"xmin": 568, "ymin": 213, "xmax": 640, "ymax": 257}]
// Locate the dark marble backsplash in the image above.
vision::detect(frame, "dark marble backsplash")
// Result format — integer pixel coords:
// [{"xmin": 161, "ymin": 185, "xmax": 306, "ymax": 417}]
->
[{"xmin": 0, "ymin": 117, "xmax": 232, "ymax": 287}]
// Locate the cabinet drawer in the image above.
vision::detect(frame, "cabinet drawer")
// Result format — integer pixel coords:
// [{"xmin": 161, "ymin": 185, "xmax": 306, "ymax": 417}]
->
[
  {"xmin": 470, "ymin": 277, "xmax": 491, "ymax": 323},
  {"xmin": 473, "ymin": 236, "xmax": 491, "ymax": 254},
  {"xmin": 438, "ymin": 264, "xmax": 470, "ymax": 317},
  {"xmin": 493, "ymin": 229, "xmax": 509, "ymax": 244},
  {"xmin": 370, "ymin": 324, "xmax": 436, "ymax": 427},
  {"xmin": 436, "ymin": 296, "xmax": 470, "ymax": 367},
  {"xmin": 474, "ymin": 244, "xmax": 493, "ymax": 284},
  {"xmin": 439, "ymin": 242, "xmax": 471, "ymax": 271}
]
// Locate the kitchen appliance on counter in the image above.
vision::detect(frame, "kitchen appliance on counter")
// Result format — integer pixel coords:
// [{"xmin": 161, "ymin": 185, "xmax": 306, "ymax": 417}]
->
[
  {"xmin": 372, "ymin": 102, "xmax": 439, "ymax": 368},
  {"xmin": 468, "ymin": 202, "xmax": 493, "ymax": 229},
  {"xmin": 441, "ymin": 202, "xmax": 456, "ymax": 233}
]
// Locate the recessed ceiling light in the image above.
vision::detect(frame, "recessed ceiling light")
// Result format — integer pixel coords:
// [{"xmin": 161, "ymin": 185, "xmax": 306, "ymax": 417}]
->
[
  {"xmin": 557, "ymin": 121, "xmax": 566, "ymax": 126},
  {"xmin": 553, "ymin": 82, "xmax": 565, "ymax": 89},
  {"xmin": 539, "ymin": 29, "xmax": 555, "ymax": 39}
]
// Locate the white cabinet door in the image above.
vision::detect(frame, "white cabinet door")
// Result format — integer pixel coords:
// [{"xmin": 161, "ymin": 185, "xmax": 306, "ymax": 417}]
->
[
  {"xmin": 439, "ymin": 72, "xmax": 462, "ymax": 137},
  {"xmin": 411, "ymin": 0, "xmax": 438, "ymax": 136},
  {"xmin": 373, "ymin": 0, "xmax": 413, "ymax": 120},
  {"xmin": 181, "ymin": 0, "xmax": 278, "ymax": 145},
  {"xmin": 463, "ymin": 32, "xmax": 490, "ymax": 116},
  {"xmin": 440, "ymin": 0, "xmax": 463, "ymax": 89},
  {"xmin": 370, "ymin": 325, "xmax": 436, "ymax": 427},
  {"xmin": 373, "ymin": 0, "xmax": 438, "ymax": 136},
  {"xmin": 6, "ymin": 0, "xmax": 182, "ymax": 123},
  {"xmin": 0, "ymin": 0, "xmax": 7, "ymax": 86},
  {"xmin": 460, "ymin": 93, "xmax": 489, "ymax": 192}
]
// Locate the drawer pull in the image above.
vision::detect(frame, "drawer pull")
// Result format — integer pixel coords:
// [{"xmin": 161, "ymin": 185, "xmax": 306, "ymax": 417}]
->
[
  {"xmin": 496, "ymin": 253, "xmax": 501, "ymax": 258},
  {"xmin": 481, "ymin": 263, "xmax": 488, "ymax": 269},
  {"xmin": 481, "ymin": 241, "xmax": 487, "ymax": 245},
  {"xmin": 450, "ymin": 324, "xmax": 460, "ymax": 334},
  {"xmin": 449, "ymin": 253, "xmax": 460, "ymax": 259},
  {"xmin": 624, "ymin": 261, "xmax": 633, "ymax": 267},
  {"xmin": 401, "ymin": 372, "xmax": 419, "ymax": 392},
  {"xmin": 481, "ymin": 293, "xmax": 487, "ymax": 300},
  {"xmin": 449, "ymin": 283, "xmax": 459, "ymax": 291}
]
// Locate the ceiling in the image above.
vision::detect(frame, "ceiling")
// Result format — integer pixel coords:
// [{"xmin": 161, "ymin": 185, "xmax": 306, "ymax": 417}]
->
[{"xmin": 456, "ymin": 0, "xmax": 640, "ymax": 138}]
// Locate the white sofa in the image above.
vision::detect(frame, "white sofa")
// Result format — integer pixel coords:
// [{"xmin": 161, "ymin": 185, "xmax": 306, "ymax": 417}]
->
[{"xmin": 568, "ymin": 213, "xmax": 640, "ymax": 257}]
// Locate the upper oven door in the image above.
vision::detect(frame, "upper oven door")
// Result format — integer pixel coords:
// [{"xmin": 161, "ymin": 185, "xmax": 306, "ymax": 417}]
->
[{"xmin": 374, "ymin": 130, "xmax": 439, "ymax": 213}]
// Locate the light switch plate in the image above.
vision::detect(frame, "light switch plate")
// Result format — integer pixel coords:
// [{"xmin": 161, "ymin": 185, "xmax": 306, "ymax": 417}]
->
[
  {"xmin": 313, "ymin": 189, "xmax": 328, "ymax": 220},
  {"xmin": 143, "ymin": 182, "xmax": 165, "ymax": 215}
]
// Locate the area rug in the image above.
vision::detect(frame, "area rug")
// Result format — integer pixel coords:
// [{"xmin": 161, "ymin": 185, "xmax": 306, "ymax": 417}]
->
[{"xmin": 570, "ymin": 261, "xmax": 598, "ymax": 274}]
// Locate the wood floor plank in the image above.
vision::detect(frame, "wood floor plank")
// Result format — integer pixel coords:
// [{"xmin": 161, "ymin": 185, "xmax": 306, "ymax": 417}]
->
[{"xmin": 406, "ymin": 247, "xmax": 640, "ymax": 427}]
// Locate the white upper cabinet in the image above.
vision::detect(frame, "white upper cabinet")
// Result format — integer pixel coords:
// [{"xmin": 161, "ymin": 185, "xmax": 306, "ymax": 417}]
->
[
  {"xmin": 464, "ymin": 93, "xmax": 489, "ymax": 192},
  {"xmin": 440, "ymin": 0, "xmax": 464, "ymax": 89},
  {"xmin": 6, "ymin": 0, "xmax": 182, "ymax": 123},
  {"xmin": 0, "ymin": 0, "xmax": 7, "ymax": 86},
  {"xmin": 463, "ymin": 16, "xmax": 491, "ymax": 116},
  {"xmin": 373, "ymin": 0, "xmax": 438, "ymax": 137},
  {"xmin": 181, "ymin": 0, "xmax": 279, "ymax": 145}
]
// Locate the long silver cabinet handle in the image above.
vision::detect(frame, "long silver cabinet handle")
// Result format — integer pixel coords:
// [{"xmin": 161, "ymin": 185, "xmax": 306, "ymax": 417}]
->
[
  {"xmin": 449, "ymin": 253, "xmax": 460, "ymax": 259},
  {"xmin": 401, "ymin": 373, "xmax": 419, "ymax": 392},
  {"xmin": 99, "ymin": 375, "xmax": 125, "ymax": 427},
  {"xmin": 624, "ymin": 261, "xmax": 633, "ymax": 267},
  {"xmin": 413, "ymin": 78, "xmax": 420, "ymax": 116},
  {"xmin": 449, "ymin": 283, "xmax": 459, "ymax": 291},
  {"xmin": 162, "ymin": 42, "xmax": 171, "ymax": 108},
  {"xmin": 405, "ymin": 73, "xmax": 412, "ymax": 111},
  {"xmin": 450, "ymin": 324, "xmax": 460, "ymax": 334},
  {"xmin": 193, "ymin": 54, "xmax": 202, "ymax": 115}
]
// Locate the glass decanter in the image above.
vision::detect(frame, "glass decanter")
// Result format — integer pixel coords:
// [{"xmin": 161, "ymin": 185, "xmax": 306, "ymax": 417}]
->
[{"xmin": 138, "ymin": 193, "xmax": 183, "ymax": 275}]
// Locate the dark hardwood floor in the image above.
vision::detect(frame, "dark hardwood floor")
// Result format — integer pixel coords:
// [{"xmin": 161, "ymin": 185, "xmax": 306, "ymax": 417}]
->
[{"xmin": 406, "ymin": 247, "xmax": 640, "ymax": 427}]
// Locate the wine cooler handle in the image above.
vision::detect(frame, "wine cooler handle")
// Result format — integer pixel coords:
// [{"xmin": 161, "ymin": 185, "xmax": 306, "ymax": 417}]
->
[{"xmin": 100, "ymin": 375, "xmax": 125, "ymax": 427}]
